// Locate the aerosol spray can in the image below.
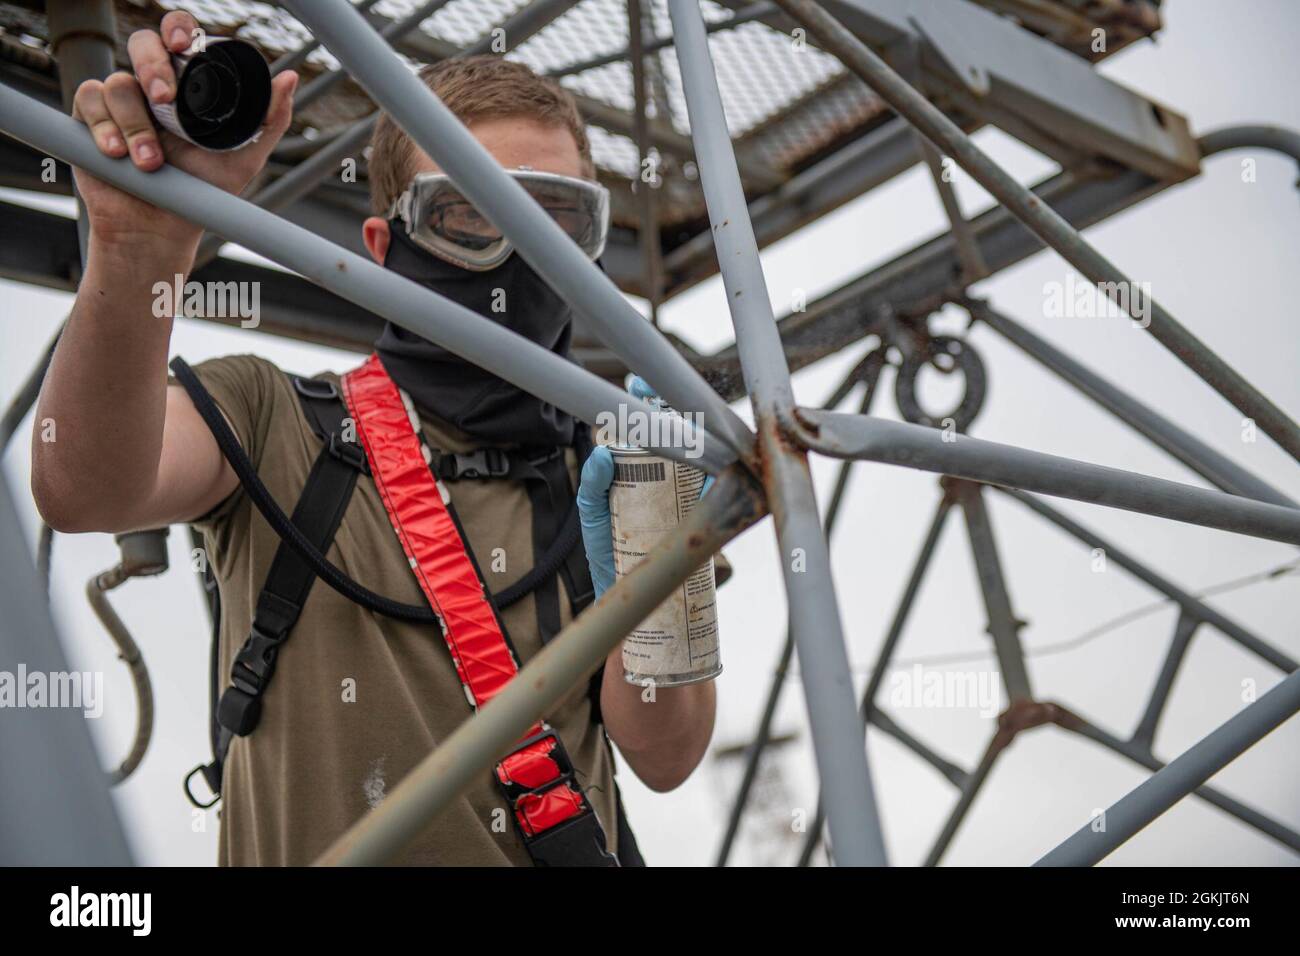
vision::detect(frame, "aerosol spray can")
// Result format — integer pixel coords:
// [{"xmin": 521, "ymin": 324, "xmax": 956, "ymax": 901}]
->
[
  {"xmin": 608, "ymin": 444, "xmax": 721, "ymax": 687},
  {"xmin": 149, "ymin": 37, "xmax": 271, "ymax": 151}
]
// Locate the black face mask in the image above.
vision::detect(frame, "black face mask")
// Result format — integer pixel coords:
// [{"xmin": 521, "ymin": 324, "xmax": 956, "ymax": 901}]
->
[{"xmin": 374, "ymin": 222, "xmax": 576, "ymax": 447}]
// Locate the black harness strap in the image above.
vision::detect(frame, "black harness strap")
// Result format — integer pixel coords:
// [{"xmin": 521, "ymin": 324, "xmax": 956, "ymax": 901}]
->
[{"xmin": 184, "ymin": 374, "xmax": 366, "ymax": 807}]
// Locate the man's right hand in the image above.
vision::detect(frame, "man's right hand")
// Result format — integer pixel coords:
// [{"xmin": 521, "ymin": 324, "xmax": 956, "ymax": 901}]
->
[
  {"xmin": 70, "ymin": 8, "xmax": 298, "ymax": 251},
  {"xmin": 32, "ymin": 9, "xmax": 299, "ymax": 534}
]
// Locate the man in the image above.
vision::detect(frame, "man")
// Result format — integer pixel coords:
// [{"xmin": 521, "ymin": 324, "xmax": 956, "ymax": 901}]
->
[{"xmin": 32, "ymin": 9, "xmax": 715, "ymax": 866}]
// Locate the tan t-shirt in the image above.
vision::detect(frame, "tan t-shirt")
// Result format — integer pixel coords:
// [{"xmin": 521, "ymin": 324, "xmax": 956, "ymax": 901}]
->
[{"xmin": 189, "ymin": 354, "xmax": 617, "ymax": 866}]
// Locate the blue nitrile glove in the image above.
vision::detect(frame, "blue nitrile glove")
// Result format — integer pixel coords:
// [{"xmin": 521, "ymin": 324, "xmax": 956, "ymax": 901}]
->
[
  {"xmin": 628, "ymin": 375, "xmax": 715, "ymax": 496},
  {"xmin": 577, "ymin": 377, "xmax": 712, "ymax": 599},
  {"xmin": 577, "ymin": 444, "xmax": 616, "ymax": 598}
]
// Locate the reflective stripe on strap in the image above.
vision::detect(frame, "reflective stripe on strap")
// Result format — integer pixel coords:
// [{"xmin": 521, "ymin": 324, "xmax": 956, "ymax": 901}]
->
[{"xmin": 341, "ymin": 354, "xmax": 606, "ymax": 856}]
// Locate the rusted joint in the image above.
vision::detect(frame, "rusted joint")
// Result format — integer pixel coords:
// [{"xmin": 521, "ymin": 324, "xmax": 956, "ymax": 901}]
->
[
  {"xmin": 786, "ymin": 405, "xmax": 823, "ymax": 451},
  {"xmin": 994, "ymin": 698, "xmax": 1071, "ymax": 747},
  {"xmin": 709, "ymin": 462, "xmax": 769, "ymax": 536}
]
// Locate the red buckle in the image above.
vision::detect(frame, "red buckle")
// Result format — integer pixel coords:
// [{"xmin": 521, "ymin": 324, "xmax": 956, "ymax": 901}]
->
[{"xmin": 496, "ymin": 728, "xmax": 588, "ymax": 837}]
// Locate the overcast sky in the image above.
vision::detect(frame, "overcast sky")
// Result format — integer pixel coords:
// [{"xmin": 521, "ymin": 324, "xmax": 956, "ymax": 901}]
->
[{"xmin": 2, "ymin": 0, "xmax": 1298, "ymax": 866}]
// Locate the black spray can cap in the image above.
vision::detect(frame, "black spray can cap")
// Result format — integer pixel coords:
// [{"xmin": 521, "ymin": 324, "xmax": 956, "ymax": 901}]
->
[{"xmin": 149, "ymin": 37, "xmax": 271, "ymax": 151}]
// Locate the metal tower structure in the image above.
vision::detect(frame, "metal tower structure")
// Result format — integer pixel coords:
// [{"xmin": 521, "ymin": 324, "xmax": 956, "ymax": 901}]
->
[{"xmin": 1, "ymin": 0, "xmax": 1297, "ymax": 866}]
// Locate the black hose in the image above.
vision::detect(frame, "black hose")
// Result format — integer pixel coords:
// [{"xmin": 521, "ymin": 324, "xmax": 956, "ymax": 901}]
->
[
  {"xmin": 171, "ymin": 357, "xmax": 440, "ymax": 624},
  {"xmin": 495, "ymin": 505, "xmax": 581, "ymax": 609}
]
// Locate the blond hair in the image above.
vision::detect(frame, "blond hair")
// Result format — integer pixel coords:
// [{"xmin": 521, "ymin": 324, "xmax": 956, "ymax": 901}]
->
[{"xmin": 368, "ymin": 55, "xmax": 593, "ymax": 214}]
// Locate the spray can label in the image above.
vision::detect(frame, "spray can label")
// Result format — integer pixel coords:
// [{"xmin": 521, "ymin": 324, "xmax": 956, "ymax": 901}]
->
[{"xmin": 609, "ymin": 446, "xmax": 721, "ymax": 687}]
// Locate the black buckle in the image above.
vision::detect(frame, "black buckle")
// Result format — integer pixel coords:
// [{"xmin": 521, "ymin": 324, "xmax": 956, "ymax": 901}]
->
[
  {"xmin": 328, "ymin": 431, "xmax": 369, "ymax": 473},
  {"xmin": 183, "ymin": 763, "xmax": 222, "ymax": 810},
  {"xmin": 293, "ymin": 377, "xmax": 339, "ymax": 402},
  {"xmin": 230, "ymin": 623, "xmax": 286, "ymax": 694},
  {"xmin": 525, "ymin": 810, "xmax": 619, "ymax": 867},
  {"xmin": 451, "ymin": 448, "xmax": 510, "ymax": 479},
  {"xmin": 216, "ymin": 685, "xmax": 262, "ymax": 737}
]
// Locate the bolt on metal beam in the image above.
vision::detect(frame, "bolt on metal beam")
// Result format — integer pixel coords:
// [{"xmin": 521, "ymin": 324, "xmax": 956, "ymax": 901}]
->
[
  {"xmin": 772, "ymin": 0, "xmax": 1300, "ymax": 463},
  {"xmin": 1036, "ymin": 667, "xmax": 1300, "ymax": 866},
  {"xmin": 800, "ymin": 409, "xmax": 1300, "ymax": 546},
  {"xmin": 282, "ymin": 0, "xmax": 755, "ymax": 460},
  {"xmin": 668, "ymin": 0, "xmax": 887, "ymax": 867},
  {"xmin": 0, "ymin": 85, "xmax": 734, "ymax": 473},
  {"xmin": 314, "ymin": 466, "xmax": 766, "ymax": 865}
]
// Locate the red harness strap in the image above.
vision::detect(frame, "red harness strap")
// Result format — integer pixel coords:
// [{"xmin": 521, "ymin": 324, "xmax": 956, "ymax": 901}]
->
[{"xmin": 341, "ymin": 355, "xmax": 603, "ymax": 855}]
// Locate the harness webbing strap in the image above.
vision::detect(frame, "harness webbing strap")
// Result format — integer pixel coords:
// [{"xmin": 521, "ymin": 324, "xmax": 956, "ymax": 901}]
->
[
  {"xmin": 343, "ymin": 355, "xmax": 520, "ymax": 708},
  {"xmin": 342, "ymin": 355, "xmax": 611, "ymax": 863}
]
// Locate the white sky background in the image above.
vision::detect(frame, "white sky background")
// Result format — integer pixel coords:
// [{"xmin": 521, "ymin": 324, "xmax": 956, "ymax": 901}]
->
[{"xmin": 2, "ymin": 1, "xmax": 1298, "ymax": 866}]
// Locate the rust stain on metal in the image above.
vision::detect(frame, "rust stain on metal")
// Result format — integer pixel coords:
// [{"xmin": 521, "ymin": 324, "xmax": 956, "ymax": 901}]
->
[{"xmin": 989, "ymin": 699, "xmax": 1073, "ymax": 751}]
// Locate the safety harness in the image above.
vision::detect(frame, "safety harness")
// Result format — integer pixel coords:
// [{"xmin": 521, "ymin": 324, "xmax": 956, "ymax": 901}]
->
[{"xmin": 171, "ymin": 355, "xmax": 637, "ymax": 867}]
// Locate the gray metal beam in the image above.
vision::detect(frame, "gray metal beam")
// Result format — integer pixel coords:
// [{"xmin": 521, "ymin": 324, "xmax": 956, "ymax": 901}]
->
[
  {"xmin": 952, "ymin": 481, "xmax": 1033, "ymax": 702},
  {"xmin": 668, "ymin": 0, "xmax": 886, "ymax": 867},
  {"xmin": 701, "ymin": 122, "xmax": 1300, "ymax": 398},
  {"xmin": 46, "ymin": 0, "xmax": 116, "ymax": 261},
  {"xmin": 0, "ymin": 83, "xmax": 733, "ymax": 472},
  {"xmin": 997, "ymin": 489, "xmax": 1297, "ymax": 673},
  {"xmin": 1062, "ymin": 708, "xmax": 1300, "ymax": 855},
  {"xmin": 774, "ymin": 0, "xmax": 1300, "ymax": 461},
  {"xmin": 702, "ymin": 163, "xmax": 1170, "ymax": 397},
  {"xmin": 799, "ymin": 409, "xmax": 1300, "ymax": 546},
  {"xmin": 664, "ymin": 115, "xmax": 926, "ymax": 289},
  {"xmin": 1036, "ymin": 667, "xmax": 1300, "ymax": 866},
  {"xmin": 819, "ymin": 0, "xmax": 1200, "ymax": 183},
  {"xmin": 719, "ymin": 356, "xmax": 886, "ymax": 867},
  {"xmin": 969, "ymin": 300, "xmax": 1297, "ymax": 509},
  {"xmin": 797, "ymin": 489, "xmax": 954, "ymax": 866},
  {"xmin": 0, "ymin": 469, "xmax": 132, "ymax": 865},
  {"xmin": 1131, "ymin": 611, "xmax": 1199, "ymax": 751},
  {"xmin": 0, "ymin": 198, "xmax": 628, "ymax": 378}
]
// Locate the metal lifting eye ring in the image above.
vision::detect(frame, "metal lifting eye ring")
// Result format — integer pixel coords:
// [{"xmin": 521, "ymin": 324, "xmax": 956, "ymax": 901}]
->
[{"xmin": 894, "ymin": 335, "xmax": 987, "ymax": 433}]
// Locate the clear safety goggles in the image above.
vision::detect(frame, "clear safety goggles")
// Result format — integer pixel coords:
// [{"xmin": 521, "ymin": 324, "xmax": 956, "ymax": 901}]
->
[{"xmin": 389, "ymin": 168, "xmax": 611, "ymax": 272}]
